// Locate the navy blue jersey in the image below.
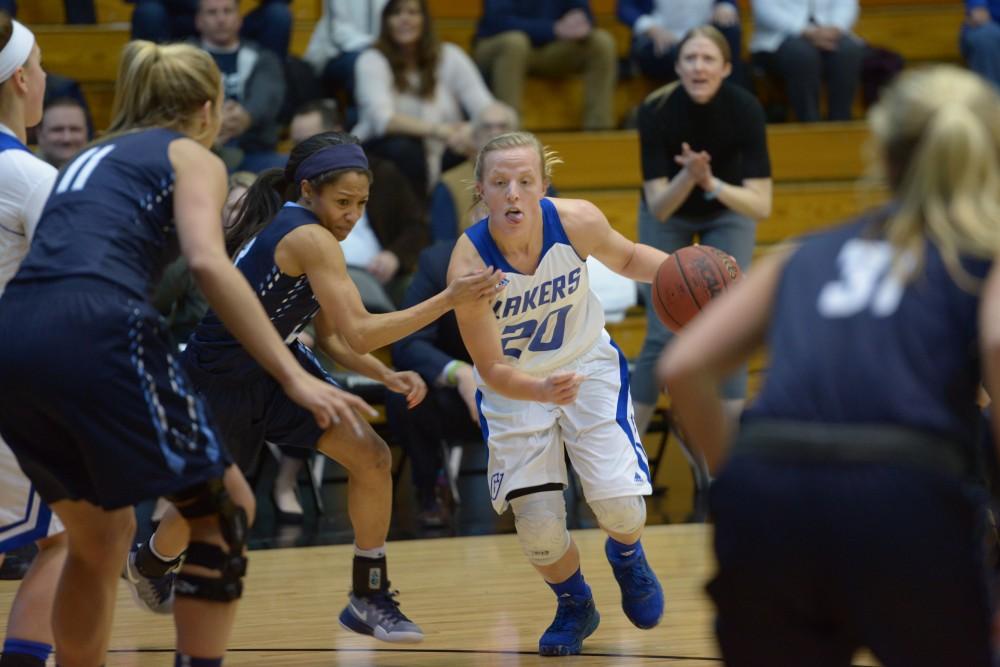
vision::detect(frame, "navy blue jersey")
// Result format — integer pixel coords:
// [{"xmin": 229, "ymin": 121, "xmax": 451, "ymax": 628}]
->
[
  {"xmin": 9, "ymin": 128, "xmax": 182, "ymax": 301},
  {"xmin": 744, "ymin": 208, "xmax": 990, "ymax": 443},
  {"xmin": 184, "ymin": 203, "xmax": 321, "ymax": 377}
]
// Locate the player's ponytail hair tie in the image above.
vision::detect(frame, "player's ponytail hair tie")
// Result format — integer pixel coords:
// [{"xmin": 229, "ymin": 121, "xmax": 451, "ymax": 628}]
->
[
  {"xmin": 294, "ymin": 143, "xmax": 368, "ymax": 184},
  {"xmin": 0, "ymin": 20, "xmax": 34, "ymax": 84}
]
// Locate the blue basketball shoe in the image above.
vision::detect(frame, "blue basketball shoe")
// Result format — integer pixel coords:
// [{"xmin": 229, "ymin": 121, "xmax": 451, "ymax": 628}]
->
[
  {"xmin": 538, "ymin": 594, "xmax": 600, "ymax": 656},
  {"xmin": 605, "ymin": 538, "xmax": 663, "ymax": 629},
  {"xmin": 339, "ymin": 589, "xmax": 424, "ymax": 643}
]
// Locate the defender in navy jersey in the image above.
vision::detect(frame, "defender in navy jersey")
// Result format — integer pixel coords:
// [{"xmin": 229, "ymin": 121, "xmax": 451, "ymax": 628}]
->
[
  {"xmin": 449, "ymin": 132, "xmax": 672, "ymax": 656},
  {"xmin": 123, "ymin": 132, "xmax": 502, "ymax": 643},
  {"xmin": 661, "ymin": 66, "xmax": 1000, "ymax": 667},
  {"xmin": 0, "ymin": 41, "xmax": 363, "ymax": 667}
]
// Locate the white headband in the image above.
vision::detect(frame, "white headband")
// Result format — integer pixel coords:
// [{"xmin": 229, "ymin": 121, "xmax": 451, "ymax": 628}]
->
[{"xmin": 0, "ymin": 20, "xmax": 34, "ymax": 84}]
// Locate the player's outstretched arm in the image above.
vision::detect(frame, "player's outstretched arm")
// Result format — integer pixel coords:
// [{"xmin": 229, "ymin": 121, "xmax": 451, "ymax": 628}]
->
[
  {"xmin": 278, "ymin": 225, "xmax": 502, "ymax": 355},
  {"xmin": 449, "ymin": 237, "xmax": 582, "ymax": 404},
  {"xmin": 314, "ymin": 308, "xmax": 428, "ymax": 408},
  {"xmin": 557, "ymin": 197, "xmax": 668, "ymax": 283},
  {"xmin": 659, "ymin": 246, "xmax": 791, "ymax": 470},
  {"xmin": 170, "ymin": 139, "xmax": 376, "ymax": 434}
]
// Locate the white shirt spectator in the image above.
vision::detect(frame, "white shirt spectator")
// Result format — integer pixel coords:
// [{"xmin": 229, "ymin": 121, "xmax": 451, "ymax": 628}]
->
[
  {"xmin": 352, "ymin": 42, "xmax": 494, "ymax": 188},
  {"xmin": 750, "ymin": 0, "xmax": 860, "ymax": 53},
  {"xmin": 303, "ymin": 0, "xmax": 388, "ymax": 74},
  {"xmin": 0, "ymin": 122, "xmax": 57, "ymax": 296},
  {"xmin": 339, "ymin": 213, "xmax": 382, "ymax": 268},
  {"xmin": 586, "ymin": 256, "xmax": 637, "ymax": 323},
  {"xmin": 633, "ymin": 0, "xmax": 716, "ymax": 38}
]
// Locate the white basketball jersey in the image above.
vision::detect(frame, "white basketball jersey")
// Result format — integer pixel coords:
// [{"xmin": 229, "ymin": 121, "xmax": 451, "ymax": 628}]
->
[{"xmin": 465, "ymin": 198, "xmax": 606, "ymax": 374}]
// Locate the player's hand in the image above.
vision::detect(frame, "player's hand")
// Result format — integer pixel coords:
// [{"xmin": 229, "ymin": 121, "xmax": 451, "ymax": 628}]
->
[
  {"xmin": 455, "ymin": 363, "xmax": 480, "ymax": 422},
  {"xmin": 712, "ymin": 3, "xmax": 738, "ymax": 26},
  {"xmin": 447, "ymin": 267, "xmax": 506, "ymax": 307},
  {"xmin": 283, "ymin": 372, "xmax": 378, "ymax": 435},
  {"xmin": 385, "ymin": 370, "xmax": 427, "ymax": 408},
  {"xmin": 537, "ymin": 371, "xmax": 584, "ymax": 405}
]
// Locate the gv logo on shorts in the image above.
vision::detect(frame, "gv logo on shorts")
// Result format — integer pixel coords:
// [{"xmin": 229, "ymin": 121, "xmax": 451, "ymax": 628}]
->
[{"xmin": 490, "ymin": 472, "xmax": 504, "ymax": 501}]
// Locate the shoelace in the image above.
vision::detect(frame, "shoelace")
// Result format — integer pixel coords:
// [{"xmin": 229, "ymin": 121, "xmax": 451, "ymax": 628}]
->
[
  {"xmin": 623, "ymin": 560, "xmax": 656, "ymax": 592},
  {"xmin": 141, "ymin": 572, "xmax": 175, "ymax": 603},
  {"xmin": 370, "ymin": 590, "xmax": 409, "ymax": 625},
  {"xmin": 550, "ymin": 598, "xmax": 589, "ymax": 632}
]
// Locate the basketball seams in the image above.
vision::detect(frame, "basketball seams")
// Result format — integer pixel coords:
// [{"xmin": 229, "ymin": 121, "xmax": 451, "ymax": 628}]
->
[
  {"xmin": 674, "ymin": 253, "xmax": 705, "ymax": 312},
  {"xmin": 692, "ymin": 245, "xmax": 729, "ymax": 293},
  {"xmin": 653, "ymin": 276, "xmax": 684, "ymax": 331}
]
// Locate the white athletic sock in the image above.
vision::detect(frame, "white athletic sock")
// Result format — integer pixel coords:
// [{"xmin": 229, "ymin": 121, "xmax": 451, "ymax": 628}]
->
[
  {"xmin": 149, "ymin": 532, "xmax": 180, "ymax": 563},
  {"xmin": 354, "ymin": 544, "xmax": 386, "ymax": 560}
]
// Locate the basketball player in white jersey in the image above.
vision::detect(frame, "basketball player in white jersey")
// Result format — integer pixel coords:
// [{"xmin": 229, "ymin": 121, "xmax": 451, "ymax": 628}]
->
[
  {"xmin": 0, "ymin": 15, "xmax": 65, "ymax": 667},
  {"xmin": 448, "ymin": 131, "xmax": 671, "ymax": 656}
]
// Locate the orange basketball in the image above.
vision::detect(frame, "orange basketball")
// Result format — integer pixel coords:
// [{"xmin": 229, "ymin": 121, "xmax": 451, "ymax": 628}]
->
[{"xmin": 652, "ymin": 245, "xmax": 742, "ymax": 332}]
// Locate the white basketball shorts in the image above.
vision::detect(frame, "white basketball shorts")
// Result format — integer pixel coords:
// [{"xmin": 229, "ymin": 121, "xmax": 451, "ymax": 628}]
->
[
  {"xmin": 0, "ymin": 435, "xmax": 63, "ymax": 552},
  {"xmin": 476, "ymin": 330, "xmax": 653, "ymax": 514}
]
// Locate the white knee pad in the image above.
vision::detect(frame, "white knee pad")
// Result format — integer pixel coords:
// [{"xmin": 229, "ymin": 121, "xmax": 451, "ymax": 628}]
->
[
  {"xmin": 510, "ymin": 490, "xmax": 571, "ymax": 566},
  {"xmin": 590, "ymin": 495, "xmax": 646, "ymax": 536}
]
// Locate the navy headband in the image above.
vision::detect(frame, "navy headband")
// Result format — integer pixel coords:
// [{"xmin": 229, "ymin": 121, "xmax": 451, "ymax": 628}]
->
[{"xmin": 294, "ymin": 143, "xmax": 369, "ymax": 184}]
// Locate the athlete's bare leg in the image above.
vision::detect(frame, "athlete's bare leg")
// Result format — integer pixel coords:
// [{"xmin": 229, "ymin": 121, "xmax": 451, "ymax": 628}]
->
[
  {"xmin": 4, "ymin": 532, "xmax": 67, "ymax": 646},
  {"xmin": 316, "ymin": 419, "xmax": 392, "ymax": 549},
  {"xmin": 47, "ymin": 500, "xmax": 135, "ymax": 667}
]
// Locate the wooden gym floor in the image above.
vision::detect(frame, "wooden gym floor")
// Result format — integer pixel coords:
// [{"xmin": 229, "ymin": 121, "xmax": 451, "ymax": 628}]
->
[{"xmin": 0, "ymin": 524, "xmax": 880, "ymax": 666}]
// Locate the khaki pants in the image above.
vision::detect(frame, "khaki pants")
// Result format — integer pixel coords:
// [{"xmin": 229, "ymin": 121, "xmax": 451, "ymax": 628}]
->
[{"xmin": 474, "ymin": 29, "xmax": 617, "ymax": 130}]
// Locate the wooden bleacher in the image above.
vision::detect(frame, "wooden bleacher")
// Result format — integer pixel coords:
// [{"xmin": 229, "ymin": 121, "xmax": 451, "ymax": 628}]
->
[
  {"xmin": 30, "ymin": 0, "xmax": 963, "ymax": 131},
  {"xmin": 23, "ymin": 0, "xmax": 939, "ymax": 363}
]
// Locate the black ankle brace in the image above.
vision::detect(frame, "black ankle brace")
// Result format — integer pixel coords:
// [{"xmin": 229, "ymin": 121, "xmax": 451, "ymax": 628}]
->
[
  {"xmin": 352, "ymin": 555, "xmax": 388, "ymax": 596},
  {"xmin": 135, "ymin": 540, "xmax": 182, "ymax": 578}
]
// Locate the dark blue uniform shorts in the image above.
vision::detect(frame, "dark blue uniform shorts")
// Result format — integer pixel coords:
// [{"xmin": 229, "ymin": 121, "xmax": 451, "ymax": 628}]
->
[
  {"xmin": 182, "ymin": 341, "xmax": 336, "ymax": 473},
  {"xmin": 708, "ymin": 455, "xmax": 994, "ymax": 667},
  {"xmin": 0, "ymin": 287, "xmax": 229, "ymax": 510}
]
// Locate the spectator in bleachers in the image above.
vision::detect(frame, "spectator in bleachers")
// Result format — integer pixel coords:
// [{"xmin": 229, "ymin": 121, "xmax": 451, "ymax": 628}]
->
[
  {"xmin": 0, "ymin": 0, "xmax": 95, "ymax": 23},
  {"xmin": 630, "ymin": 27, "xmax": 771, "ymax": 436},
  {"xmin": 474, "ymin": 0, "xmax": 617, "ymax": 130},
  {"xmin": 193, "ymin": 0, "xmax": 286, "ymax": 173},
  {"xmin": 388, "ymin": 240, "xmax": 482, "ymax": 528},
  {"xmin": 291, "ymin": 99, "xmax": 429, "ymax": 312},
  {"xmin": 128, "ymin": 0, "xmax": 292, "ymax": 58},
  {"xmin": 962, "ymin": 0, "xmax": 1000, "ymax": 89},
  {"xmin": 617, "ymin": 0, "xmax": 748, "ymax": 89},
  {"xmin": 222, "ymin": 170, "xmax": 256, "ymax": 229},
  {"xmin": 35, "ymin": 97, "xmax": 87, "ymax": 169},
  {"xmin": 304, "ymin": 0, "xmax": 388, "ymax": 103},
  {"xmin": 750, "ymin": 0, "xmax": 864, "ymax": 121},
  {"xmin": 430, "ymin": 101, "xmax": 519, "ymax": 242},
  {"xmin": 353, "ymin": 0, "xmax": 495, "ymax": 199}
]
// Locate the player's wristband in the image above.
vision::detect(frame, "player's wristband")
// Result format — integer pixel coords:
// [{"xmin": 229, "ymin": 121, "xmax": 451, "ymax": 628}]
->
[
  {"xmin": 703, "ymin": 178, "xmax": 723, "ymax": 201},
  {"xmin": 444, "ymin": 360, "xmax": 469, "ymax": 386}
]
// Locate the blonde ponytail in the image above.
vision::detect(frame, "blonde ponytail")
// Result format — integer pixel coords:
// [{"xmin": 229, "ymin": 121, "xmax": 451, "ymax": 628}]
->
[
  {"xmin": 869, "ymin": 66, "xmax": 1000, "ymax": 289},
  {"xmin": 108, "ymin": 40, "xmax": 221, "ymax": 135}
]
